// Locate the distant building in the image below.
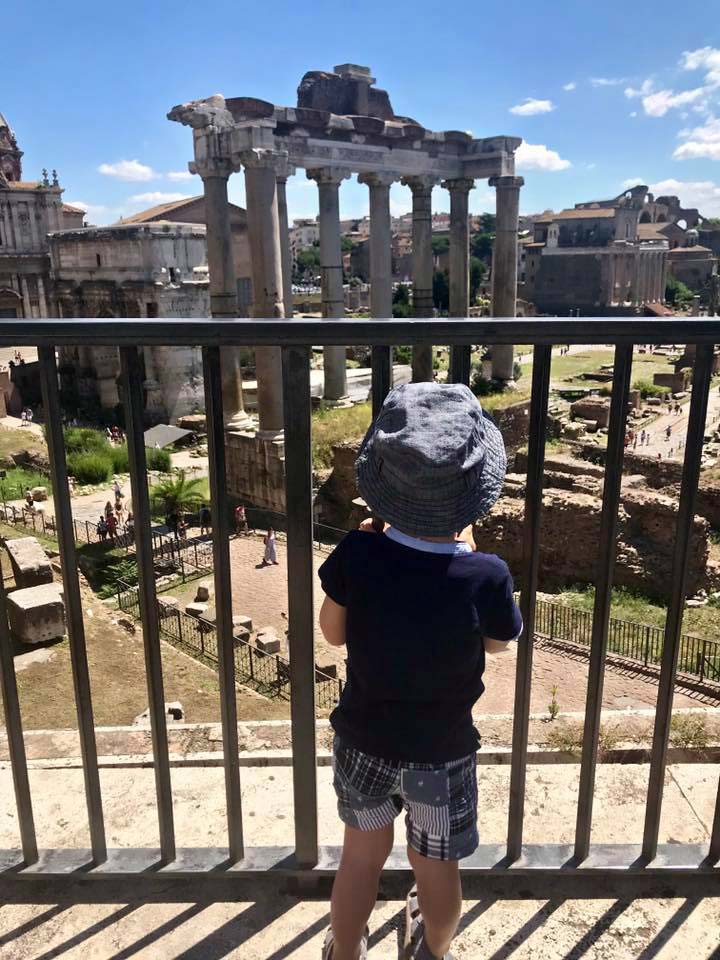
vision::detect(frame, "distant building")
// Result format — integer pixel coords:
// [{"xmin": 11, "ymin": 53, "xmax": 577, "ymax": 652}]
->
[
  {"xmin": 51, "ymin": 222, "xmax": 210, "ymax": 423},
  {"xmin": 522, "ymin": 186, "xmax": 670, "ymax": 314},
  {"xmin": 0, "ymin": 111, "xmax": 84, "ymax": 319},
  {"xmin": 288, "ymin": 217, "xmax": 320, "ymax": 265}
]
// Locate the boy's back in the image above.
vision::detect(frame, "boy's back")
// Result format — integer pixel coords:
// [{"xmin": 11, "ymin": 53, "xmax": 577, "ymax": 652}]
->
[{"xmin": 320, "ymin": 527, "xmax": 521, "ymax": 763}]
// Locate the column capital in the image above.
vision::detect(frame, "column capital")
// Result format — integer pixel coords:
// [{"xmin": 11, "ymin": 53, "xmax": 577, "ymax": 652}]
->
[
  {"xmin": 441, "ymin": 177, "xmax": 475, "ymax": 194},
  {"xmin": 401, "ymin": 174, "xmax": 440, "ymax": 194},
  {"xmin": 275, "ymin": 157, "xmax": 296, "ymax": 183},
  {"xmin": 189, "ymin": 155, "xmax": 237, "ymax": 180},
  {"xmin": 489, "ymin": 175, "xmax": 525, "ymax": 190},
  {"xmin": 357, "ymin": 171, "xmax": 399, "ymax": 189},
  {"xmin": 240, "ymin": 148, "xmax": 289, "ymax": 172},
  {"xmin": 306, "ymin": 167, "xmax": 352, "ymax": 187}
]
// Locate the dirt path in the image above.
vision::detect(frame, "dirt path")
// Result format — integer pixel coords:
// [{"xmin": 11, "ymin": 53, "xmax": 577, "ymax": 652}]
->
[{"xmin": 638, "ymin": 384, "xmax": 720, "ymax": 460}]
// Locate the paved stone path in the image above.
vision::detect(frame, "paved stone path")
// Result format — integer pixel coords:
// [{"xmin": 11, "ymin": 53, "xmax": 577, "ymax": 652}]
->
[{"xmin": 637, "ymin": 384, "xmax": 720, "ymax": 461}]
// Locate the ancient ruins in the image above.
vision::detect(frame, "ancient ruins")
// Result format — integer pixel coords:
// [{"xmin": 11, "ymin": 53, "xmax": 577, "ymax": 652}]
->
[{"xmin": 169, "ymin": 63, "xmax": 524, "ymax": 510}]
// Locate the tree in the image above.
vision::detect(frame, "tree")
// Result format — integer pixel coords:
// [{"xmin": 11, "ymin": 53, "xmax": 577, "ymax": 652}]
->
[
  {"xmin": 392, "ymin": 284, "xmax": 412, "ymax": 318},
  {"xmin": 294, "ymin": 243, "xmax": 321, "ymax": 280},
  {"xmin": 470, "ymin": 231, "xmax": 494, "ymax": 261},
  {"xmin": 340, "ymin": 235, "xmax": 354, "ymax": 252},
  {"xmin": 665, "ymin": 275, "xmax": 694, "ymax": 308},
  {"xmin": 150, "ymin": 469, "xmax": 206, "ymax": 519},
  {"xmin": 433, "ymin": 270, "xmax": 449, "ymax": 312},
  {"xmin": 470, "ymin": 257, "xmax": 486, "ymax": 302},
  {"xmin": 431, "ymin": 235, "xmax": 449, "ymax": 255}
]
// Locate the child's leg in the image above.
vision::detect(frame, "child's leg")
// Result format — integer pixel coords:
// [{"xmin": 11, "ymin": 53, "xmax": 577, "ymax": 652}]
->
[
  {"xmin": 330, "ymin": 823, "xmax": 393, "ymax": 960},
  {"xmin": 407, "ymin": 846, "xmax": 462, "ymax": 958}
]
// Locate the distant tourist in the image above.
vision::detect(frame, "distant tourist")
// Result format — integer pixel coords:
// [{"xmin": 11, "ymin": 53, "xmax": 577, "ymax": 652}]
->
[
  {"xmin": 106, "ymin": 512, "xmax": 118, "ymax": 543},
  {"xmin": 199, "ymin": 505, "xmax": 211, "ymax": 536},
  {"xmin": 104, "ymin": 500, "xmax": 114, "ymax": 520},
  {"xmin": 666, "ymin": 425, "xmax": 672, "ymax": 440},
  {"xmin": 640, "ymin": 429, "xmax": 646, "ymax": 445},
  {"xmin": 24, "ymin": 488, "xmax": 33, "ymax": 508},
  {"xmin": 125, "ymin": 511, "xmax": 134, "ymax": 541},
  {"xmin": 96, "ymin": 515, "xmax": 108, "ymax": 542},
  {"xmin": 235, "ymin": 503, "xmax": 248, "ymax": 536},
  {"xmin": 261, "ymin": 527, "xmax": 278, "ymax": 566},
  {"xmin": 20, "ymin": 409, "xmax": 27, "ymax": 427},
  {"xmin": 26, "ymin": 407, "xmax": 32, "ymax": 425},
  {"xmin": 113, "ymin": 478, "xmax": 123, "ymax": 500},
  {"xmin": 177, "ymin": 516, "xmax": 188, "ymax": 542}
]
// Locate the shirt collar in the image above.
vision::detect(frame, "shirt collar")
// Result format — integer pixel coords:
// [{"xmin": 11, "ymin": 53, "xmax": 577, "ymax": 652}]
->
[{"xmin": 384, "ymin": 526, "xmax": 472, "ymax": 555}]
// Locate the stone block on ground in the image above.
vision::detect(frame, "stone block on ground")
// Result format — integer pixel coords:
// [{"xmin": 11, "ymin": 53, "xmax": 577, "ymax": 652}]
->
[
  {"xmin": 5, "ymin": 537, "xmax": 54, "ymax": 588},
  {"xmin": 234, "ymin": 614, "xmax": 253, "ymax": 632},
  {"xmin": 157, "ymin": 597, "xmax": 179, "ymax": 617},
  {"xmin": 232, "ymin": 627, "xmax": 251, "ymax": 644},
  {"xmin": 7, "ymin": 583, "xmax": 65, "ymax": 645},
  {"xmin": 256, "ymin": 635, "xmax": 281, "ymax": 654},
  {"xmin": 134, "ymin": 701, "xmax": 185, "ymax": 725},
  {"xmin": 30, "ymin": 486, "xmax": 48, "ymax": 502},
  {"xmin": 185, "ymin": 602, "xmax": 208, "ymax": 619},
  {"xmin": 194, "ymin": 581, "xmax": 212, "ymax": 603}
]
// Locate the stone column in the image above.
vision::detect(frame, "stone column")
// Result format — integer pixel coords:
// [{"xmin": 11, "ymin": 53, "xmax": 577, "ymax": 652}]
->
[
  {"xmin": 243, "ymin": 149, "xmax": 286, "ymax": 435},
  {"xmin": 276, "ymin": 162, "xmax": 295, "ymax": 319},
  {"xmin": 19, "ymin": 275, "xmax": 33, "ymax": 319},
  {"xmin": 308, "ymin": 167, "xmax": 351, "ymax": 405},
  {"xmin": 196, "ymin": 156, "xmax": 252, "ymax": 430},
  {"xmin": 403, "ymin": 175, "xmax": 437, "ymax": 381},
  {"xmin": 442, "ymin": 177, "xmax": 474, "ymax": 382},
  {"xmin": 358, "ymin": 172, "xmax": 396, "ymax": 318},
  {"xmin": 37, "ymin": 275, "xmax": 49, "ymax": 318},
  {"xmin": 143, "ymin": 346, "xmax": 165, "ymax": 421},
  {"xmin": 490, "ymin": 175, "xmax": 524, "ymax": 382}
]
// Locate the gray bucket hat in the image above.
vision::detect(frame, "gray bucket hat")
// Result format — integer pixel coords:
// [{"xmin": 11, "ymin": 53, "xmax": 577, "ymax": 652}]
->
[{"xmin": 356, "ymin": 381, "xmax": 507, "ymax": 537}]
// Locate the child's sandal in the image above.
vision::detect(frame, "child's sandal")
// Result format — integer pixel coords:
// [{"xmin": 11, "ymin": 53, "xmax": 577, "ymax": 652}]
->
[
  {"xmin": 321, "ymin": 925, "xmax": 369, "ymax": 959},
  {"xmin": 403, "ymin": 887, "xmax": 455, "ymax": 960}
]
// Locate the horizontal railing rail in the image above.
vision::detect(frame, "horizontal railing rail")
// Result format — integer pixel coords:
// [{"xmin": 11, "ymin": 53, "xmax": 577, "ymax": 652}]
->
[{"xmin": 0, "ymin": 316, "xmax": 717, "ymax": 900}]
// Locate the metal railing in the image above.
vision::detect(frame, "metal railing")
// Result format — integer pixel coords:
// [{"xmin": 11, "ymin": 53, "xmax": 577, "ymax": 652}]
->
[
  {"xmin": 0, "ymin": 317, "xmax": 717, "ymax": 899},
  {"xmin": 535, "ymin": 598, "xmax": 720, "ymax": 686},
  {"xmin": 116, "ymin": 578, "xmax": 343, "ymax": 709}
]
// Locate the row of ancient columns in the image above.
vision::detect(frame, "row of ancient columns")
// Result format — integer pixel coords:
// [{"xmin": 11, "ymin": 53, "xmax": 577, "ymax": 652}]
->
[
  {"xmin": 610, "ymin": 248, "xmax": 666, "ymax": 306},
  {"xmin": 197, "ymin": 147, "xmax": 523, "ymax": 435}
]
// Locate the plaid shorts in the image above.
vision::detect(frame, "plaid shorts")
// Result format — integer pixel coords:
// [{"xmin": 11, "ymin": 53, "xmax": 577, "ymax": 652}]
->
[{"xmin": 331, "ymin": 735, "xmax": 479, "ymax": 861}]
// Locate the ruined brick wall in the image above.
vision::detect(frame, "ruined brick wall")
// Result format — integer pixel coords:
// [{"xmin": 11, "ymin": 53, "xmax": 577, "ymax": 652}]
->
[
  {"xmin": 569, "ymin": 397, "xmax": 611, "ymax": 427},
  {"xmin": 474, "ymin": 486, "xmax": 709, "ymax": 599},
  {"xmin": 226, "ymin": 432, "xmax": 286, "ymax": 514},
  {"xmin": 315, "ymin": 440, "xmax": 361, "ymax": 529}
]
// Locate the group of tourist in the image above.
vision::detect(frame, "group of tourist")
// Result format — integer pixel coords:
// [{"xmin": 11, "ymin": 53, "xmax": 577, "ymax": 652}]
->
[
  {"xmin": 19, "ymin": 407, "xmax": 33, "ymax": 427},
  {"xmin": 105, "ymin": 425, "xmax": 125, "ymax": 444},
  {"xmin": 96, "ymin": 481, "xmax": 133, "ymax": 543}
]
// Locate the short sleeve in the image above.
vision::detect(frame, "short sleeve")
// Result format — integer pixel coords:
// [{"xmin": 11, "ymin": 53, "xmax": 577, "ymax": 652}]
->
[
  {"xmin": 318, "ymin": 535, "xmax": 351, "ymax": 606},
  {"xmin": 483, "ymin": 562, "xmax": 523, "ymax": 641}
]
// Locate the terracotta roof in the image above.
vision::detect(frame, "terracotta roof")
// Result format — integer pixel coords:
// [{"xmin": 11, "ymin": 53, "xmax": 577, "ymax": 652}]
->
[
  {"xmin": 551, "ymin": 208, "xmax": 616, "ymax": 221},
  {"xmin": 62, "ymin": 203, "xmax": 85, "ymax": 214},
  {"xmin": 120, "ymin": 196, "xmax": 202, "ymax": 223},
  {"xmin": 637, "ymin": 222, "xmax": 670, "ymax": 240},
  {"xmin": 5, "ymin": 180, "xmax": 41, "ymax": 190},
  {"xmin": 668, "ymin": 245, "xmax": 713, "ymax": 255}
]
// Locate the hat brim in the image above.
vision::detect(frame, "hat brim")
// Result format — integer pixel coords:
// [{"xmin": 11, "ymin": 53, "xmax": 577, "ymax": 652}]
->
[{"xmin": 356, "ymin": 412, "xmax": 507, "ymax": 538}]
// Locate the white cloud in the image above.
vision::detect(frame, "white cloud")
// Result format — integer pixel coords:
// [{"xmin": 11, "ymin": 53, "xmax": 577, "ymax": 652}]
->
[
  {"xmin": 509, "ymin": 98, "xmax": 555, "ymax": 116},
  {"xmin": 97, "ymin": 159, "xmax": 158, "ymax": 181},
  {"xmin": 127, "ymin": 192, "xmax": 192, "ymax": 205},
  {"xmin": 630, "ymin": 111, "xmax": 638, "ymax": 118},
  {"xmin": 648, "ymin": 177, "xmax": 720, "ymax": 216},
  {"xmin": 674, "ymin": 116, "xmax": 720, "ymax": 160},
  {"xmin": 625, "ymin": 79, "xmax": 654, "ymax": 99},
  {"xmin": 166, "ymin": 170, "xmax": 194, "ymax": 181},
  {"xmin": 64, "ymin": 200, "xmax": 125, "ymax": 224},
  {"xmin": 591, "ymin": 77, "xmax": 626, "ymax": 88},
  {"xmin": 681, "ymin": 46, "xmax": 720, "ymax": 87},
  {"xmin": 621, "ymin": 177, "xmax": 645, "ymax": 189},
  {"xmin": 641, "ymin": 87, "xmax": 707, "ymax": 117},
  {"xmin": 515, "ymin": 141, "xmax": 571, "ymax": 171},
  {"xmin": 562, "ymin": 82, "xmax": 576, "ymax": 92}
]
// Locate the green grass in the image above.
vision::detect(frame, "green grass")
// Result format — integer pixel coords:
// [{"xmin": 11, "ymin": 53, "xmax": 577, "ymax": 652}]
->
[
  {"xmin": 0, "ymin": 426, "xmax": 47, "ymax": 462},
  {"xmin": 554, "ymin": 584, "xmax": 720, "ymax": 644},
  {"xmin": 0, "ymin": 466, "xmax": 52, "ymax": 499},
  {"xmin": 311, "ymin": 402, "xmax": 372, "ymax": 470},
  {"xmin": 519, "ymin": 348, "xmax": 677, "ymax": 390}
]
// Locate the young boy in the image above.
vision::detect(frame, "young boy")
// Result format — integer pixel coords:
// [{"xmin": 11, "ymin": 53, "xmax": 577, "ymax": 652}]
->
[{"xmin": 318, "ymin": 382, "xmax": 522, "ymax": 960}]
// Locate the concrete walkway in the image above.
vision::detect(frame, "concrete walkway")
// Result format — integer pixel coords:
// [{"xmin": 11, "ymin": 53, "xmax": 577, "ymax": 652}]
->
[{"xmin": 0, "ymin": 760, "xmax": 719, "ymax": 957}]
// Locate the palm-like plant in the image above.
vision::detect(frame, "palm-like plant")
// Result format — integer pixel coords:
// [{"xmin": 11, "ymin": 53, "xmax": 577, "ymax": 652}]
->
[{"xmin": 150, "ymin": 469, "xmax": 206, "ymax": 518}]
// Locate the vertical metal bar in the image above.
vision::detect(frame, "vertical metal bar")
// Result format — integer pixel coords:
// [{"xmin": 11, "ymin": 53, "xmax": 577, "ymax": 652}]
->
[
  {"xmin": 642, "ymin": 343, "xmax": 714, "ymax": 862},
  {"xmin": 0, "ymin": 557, "xmax": 37, "ymax": 864},
  {"xmin": 507, "ymin": 342, "xmax": 552, "ymax": 862},
  {"xmin": 38, "ymin": 346, "xmax": 107, "ymax": 863},
  {"xmin": 281, "ymin": 344, "xmax": 318, "ymax": 867},
  {"xmin": 449, "ymin": 345, "xmax": 472, "ymax": 385},
  {"xmin": 201, "ymin": 345, "xmax": 244, "ymax": 862},
  {"xmin": 119, "ymin": 346, "xmax": 175, "ymax": 863},
  {"xmin": 371, "ymin": 346, "xmax": 392, "ymax": 418},
  {"xmin": 574, "ymin": 343, "xmax": 632, "ymax": 861},
  {"xmin": 710, "ymin": 775, "xmax": 720, "ymax": 864}
]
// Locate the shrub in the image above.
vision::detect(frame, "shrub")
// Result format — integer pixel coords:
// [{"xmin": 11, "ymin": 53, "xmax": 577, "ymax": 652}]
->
[
  {"xmin": 632, "ymin": 378, "xmax": 669, "ymax": 400},
  {"xmin": 146, "ymin": 447, "xmax": 171, "ymax": 472},
  {"xmin": 669, "ymin": 714, "xmax": 708, "ymax": 750},
  {"xmin": 64, "ymin": 427, "xmax": 108, "ymax": 454},
  {"xmin": 109, "ymin": 445, "xmax": 130, "ymax": 473},
  {"xmin": 67, "ymin": 452, "xmax": 112, "ymax": 485}
]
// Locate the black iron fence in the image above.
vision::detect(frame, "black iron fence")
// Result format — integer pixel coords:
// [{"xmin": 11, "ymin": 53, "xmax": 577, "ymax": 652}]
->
[
  {"xmin": 116, "ymin": 578, "xmax": 342, "ymax": 709},
  {"xmin": 0, "ymin": 317, "xmax": 718, "ymax": 897},
  {"xmin": 535, "ymin": 598, "xmax": 720, "ymax": 684}
]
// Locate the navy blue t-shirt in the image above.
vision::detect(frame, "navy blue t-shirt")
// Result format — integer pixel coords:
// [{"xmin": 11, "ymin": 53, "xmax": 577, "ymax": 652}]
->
[{"xmin": 318, "ymin": 528, "xmax": 522, "ymax": 763}]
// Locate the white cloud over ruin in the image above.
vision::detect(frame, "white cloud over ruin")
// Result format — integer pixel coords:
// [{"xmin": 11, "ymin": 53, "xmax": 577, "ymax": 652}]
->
[
  {"xmin": 515, "ymin": 141, "xmax": 571, "ymax": 172},
  {"xmin": 509, "ymin": 98, "xmax": 555, "ymax": 116}
]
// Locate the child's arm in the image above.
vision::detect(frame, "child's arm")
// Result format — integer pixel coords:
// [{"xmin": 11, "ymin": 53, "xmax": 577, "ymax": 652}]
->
[
  {"xmin": 484, "ymin": 636, "xmax": 516, "ymax": 654},
  {"xmin": 320, "ymin": 595, "xmax": 347, "ymax": 647}
]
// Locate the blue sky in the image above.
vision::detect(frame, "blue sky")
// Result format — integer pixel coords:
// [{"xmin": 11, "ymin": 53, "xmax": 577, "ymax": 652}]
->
[{"xmin": 5, "ymin": 0, "xmax": 720, "ymax": 224}]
